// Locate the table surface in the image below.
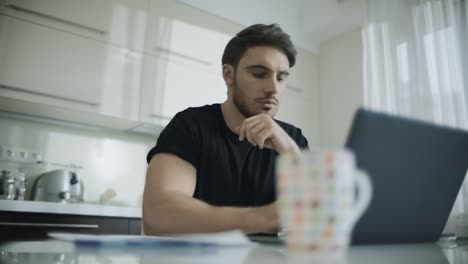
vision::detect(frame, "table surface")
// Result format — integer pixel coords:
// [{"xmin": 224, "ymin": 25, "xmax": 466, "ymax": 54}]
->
[{"xmin": 1, "ymin": 237, "xmax": 467, "ymax": 264}]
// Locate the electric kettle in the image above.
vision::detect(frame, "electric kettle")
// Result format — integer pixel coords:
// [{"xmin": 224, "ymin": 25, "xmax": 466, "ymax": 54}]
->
[{"xmin": 32, "ymin": 169, "xmax": 84, "ymax": 203}]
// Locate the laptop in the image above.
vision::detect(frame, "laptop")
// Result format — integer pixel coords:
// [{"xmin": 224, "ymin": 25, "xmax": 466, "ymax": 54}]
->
[
  {"xmin": 346, "ymin": 108, "xmax": 468, "ymax": 244},
  {"xmin": 249, "ymin": 108, "xmax": 468, "ymax": 245}
]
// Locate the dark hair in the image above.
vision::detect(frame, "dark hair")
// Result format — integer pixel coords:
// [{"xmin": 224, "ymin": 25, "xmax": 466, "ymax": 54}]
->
[{"xmin": 221, "ymin": 24, "xmax": 297, "ymax": 68}]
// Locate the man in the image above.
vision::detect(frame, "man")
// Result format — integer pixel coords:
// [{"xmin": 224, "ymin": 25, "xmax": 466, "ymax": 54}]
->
[{"xmin": 143, "ymin": 24, "xmax": 308, "ymax": 235}]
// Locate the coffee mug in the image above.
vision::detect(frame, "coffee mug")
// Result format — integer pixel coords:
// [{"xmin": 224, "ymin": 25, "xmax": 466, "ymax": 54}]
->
[{"xmin": 276, "ymin": 149, "xmax": 372, "ymax": 256}]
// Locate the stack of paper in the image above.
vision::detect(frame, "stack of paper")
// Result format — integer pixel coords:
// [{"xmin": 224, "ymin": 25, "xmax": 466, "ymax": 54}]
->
[{"xmin": 49, "ymin": 230, "xmax": 253, "ymax": 247}]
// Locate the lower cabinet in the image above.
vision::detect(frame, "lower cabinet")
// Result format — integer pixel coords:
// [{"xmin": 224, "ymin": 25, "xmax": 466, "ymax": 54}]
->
[{"xmin": 0, "ymin": 211, "xmax": 141, "ymax": 241}]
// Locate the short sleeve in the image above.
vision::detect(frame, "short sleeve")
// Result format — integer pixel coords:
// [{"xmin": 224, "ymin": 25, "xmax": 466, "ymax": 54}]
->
[
  {"xmin": 146, "ymin": 111, "xmax": 200, "ymax": 169},
  {"xmin": 275, "ymin": 119, "xmax": 309, "ymax": 150},
  {"xmin": 298, "ymin": 133, "xmax": 309, "ymax": 150},
  {"xmin": 295, "ymin": 129, "xmax": 309, "ymax": 150}
]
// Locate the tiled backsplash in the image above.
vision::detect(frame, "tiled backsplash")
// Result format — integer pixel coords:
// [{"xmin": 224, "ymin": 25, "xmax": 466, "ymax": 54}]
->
[{"xmin": 0, "ymin": 115, "xmax": 157, "ymax": 207}]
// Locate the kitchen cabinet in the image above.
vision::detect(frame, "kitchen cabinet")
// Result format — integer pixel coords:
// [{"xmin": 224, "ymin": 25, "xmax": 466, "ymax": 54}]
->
[
  {"xmin": 143, "ymin": 0, "xmax": 238, "ymax": 65},
  {"xmin": 0, "ymin": 0, "xmax": 320, "ymax": 138},
  {"xmin": 139, "ymin": 0, "xmax": 238, "ymax": 126},
  {"xmin": 0, "ymin": 211, "xmax": 141, "ymax": 240},
  {"xmin": 0, "ymin": 15, "xmax": 101, "ymax": 107},
  {"xmin": 275, "ymin": 49, "xmax": 319, "ymax": 146},
  {"xmin": 276, "ymin": 87, "xmax": 305, "ymax": 130},
  {"xmin": 0, "ymin": 0, "xmax": 240, "ymax": 131},
  {"xmin": 0, "ymin": 0, "xmax": 150, "ymax": 129},
  {"xmin": 0, "ymin": 199, "xmax": 143, "ymax": 240},
  {"xmin": 0, "ymin": 0, "xmax": 149, "ymax": 52},
  {"xmin": 139, "ymin": 52, "xmax": 229, "ymax": 127},
  {"xmin": 0, "ymin": 14, "xmax": 142, "ymax": 124}
]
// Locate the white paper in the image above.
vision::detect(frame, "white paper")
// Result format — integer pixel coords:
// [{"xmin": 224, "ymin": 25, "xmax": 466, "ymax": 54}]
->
[{"xmin": 48, "ymin": 230, "xmax": 253, "ymax": 247}]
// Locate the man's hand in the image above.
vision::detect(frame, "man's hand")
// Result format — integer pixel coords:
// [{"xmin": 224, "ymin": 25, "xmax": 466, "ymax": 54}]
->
[{"xmin": 236, "ymin": 114, "xmax": 300, "ymax": 154}]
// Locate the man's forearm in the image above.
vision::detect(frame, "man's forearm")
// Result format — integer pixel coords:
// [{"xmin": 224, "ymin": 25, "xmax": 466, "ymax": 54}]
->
[
  {"xmin": 143, "ymin": 190, "xmax": 277, "ymax": 236},
  {"xmin": 275, "ymin": 136, "xmax": 301, "ymax": 156},
  {"xmin": 284, "ymin": 137, "xmax": 301, "ymax": 155}
]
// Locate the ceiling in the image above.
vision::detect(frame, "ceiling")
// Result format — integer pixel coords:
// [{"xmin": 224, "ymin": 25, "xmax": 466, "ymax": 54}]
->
[{"xmin": 177, "ymin": 0, "xmax": 366, "ymax": 53}]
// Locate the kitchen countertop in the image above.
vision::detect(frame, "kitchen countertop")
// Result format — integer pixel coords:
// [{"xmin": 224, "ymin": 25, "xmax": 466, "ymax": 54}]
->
[{"xmin": 0, "ymin": 200, "xmax": 141, "ymax": 218}]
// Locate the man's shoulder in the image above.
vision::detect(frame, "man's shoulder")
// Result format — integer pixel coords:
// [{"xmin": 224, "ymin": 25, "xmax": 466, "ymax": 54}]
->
[
  {"xmin": 274, "ymin": 119, "xmax": 302, "ymax": 134},
  {"xmin": 174, "ymin": 104, "xmax": 220, "ymax": 122},
  {"xmin": 274, "ymin": 118, "xmax": 308, "ymax": 148}
]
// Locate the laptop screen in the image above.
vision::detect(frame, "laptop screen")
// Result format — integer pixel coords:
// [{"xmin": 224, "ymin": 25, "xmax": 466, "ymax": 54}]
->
[{"xmin": 346, "ymin": 108, "xmax": 468, "ymax": 244}]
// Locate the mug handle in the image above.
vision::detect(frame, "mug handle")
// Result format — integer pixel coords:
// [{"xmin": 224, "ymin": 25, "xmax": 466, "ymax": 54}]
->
[{"xmin": 350, "ymin": 170, "xmax": 373, "ymax": 227}]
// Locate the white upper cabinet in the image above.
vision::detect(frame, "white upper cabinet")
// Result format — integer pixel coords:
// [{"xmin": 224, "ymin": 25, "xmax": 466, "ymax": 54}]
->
[
  {"xmin": 139, "ymin": 0, "xmax": 238, "ymax": 124},
  {"xmin": 0, "ymin": 14, "xmax": 142, "ymax": 122},
  {"xmin": 0, "ymin": 15, "xmax": 103, "ymax": 106},
  {"xmin": 275, "ymin": 49, "xmax": 320, "ymax": 146},
  {"xmin": 0, "ymin": 0, "xmax": 148, "ymax": 52},
  {"xmin": 0, "ymin": 0, "xmax": 319, "ymax": 136},
  {"xmin": 143, "ymin": 0, "xmax": 237, "ymax": 66}
]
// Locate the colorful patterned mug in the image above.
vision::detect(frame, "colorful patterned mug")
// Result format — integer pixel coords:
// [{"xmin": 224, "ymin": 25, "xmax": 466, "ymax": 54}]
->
[{"xmin": 276, "ymin": 149, "xmax": 372, "ymax": 256}]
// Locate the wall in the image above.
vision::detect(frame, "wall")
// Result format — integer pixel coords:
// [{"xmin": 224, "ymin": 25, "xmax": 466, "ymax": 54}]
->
[
  {"xmin": 0, "ymin": 116, "xmax": 156, "ymax": 207},
  {"xmin": 318, "ymin": 28, "xmax": 364, "ymax": 148}
]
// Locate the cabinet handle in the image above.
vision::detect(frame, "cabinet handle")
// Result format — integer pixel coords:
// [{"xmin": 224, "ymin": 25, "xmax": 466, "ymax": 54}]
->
[
  {"xmin": 155, "ymin": 47, "xmax": 213, "ymax": 66},
  {"xmin": 5, "ymin": 4, "xmax": 107, "ymax": 36},
  {"xmin": 150, "ymin": 113, "xmax": 172, "ymax": 120},
  {"xmin": 0, "ymin": 85, "xmax": 100, "ymax": 106},
  {"xmin": 286, "ymin": 85, "xmax": 303, "ymax": 93},
  {"xmin": 0, "ymin": 222, "xmax": 99, "ymax": 229}
]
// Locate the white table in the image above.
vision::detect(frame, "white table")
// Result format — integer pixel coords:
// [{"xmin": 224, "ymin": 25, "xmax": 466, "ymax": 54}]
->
[{"xmin": 1, "ymin": 237, "xmax": 467, "ymax": 264}]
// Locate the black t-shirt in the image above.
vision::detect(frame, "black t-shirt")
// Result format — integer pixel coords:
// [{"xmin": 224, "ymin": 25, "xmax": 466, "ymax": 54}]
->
[{"xmin": 146, "ymin": 104, "xmax": 308, "ymax": 207}]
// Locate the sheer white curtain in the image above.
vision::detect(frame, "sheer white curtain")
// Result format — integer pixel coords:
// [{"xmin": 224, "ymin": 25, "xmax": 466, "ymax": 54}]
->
[{"xmin": 362, "ymin": 0, "xmax": 468, "ymax": 235}]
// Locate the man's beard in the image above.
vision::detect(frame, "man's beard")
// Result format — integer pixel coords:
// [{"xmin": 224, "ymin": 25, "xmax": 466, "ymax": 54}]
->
[
  {"xmin": 231, "ymin": 70, "xmax": 278, "ymax": 118},
  {"xmin": 232, "ymin": 77, "xmax": 256, "ymax": 118}
]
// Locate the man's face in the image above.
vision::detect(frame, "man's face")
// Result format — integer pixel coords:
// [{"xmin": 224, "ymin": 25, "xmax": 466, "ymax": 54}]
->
[{"xmin": 228, "ymin": 46, "xmax": 290, "ymax": 118}]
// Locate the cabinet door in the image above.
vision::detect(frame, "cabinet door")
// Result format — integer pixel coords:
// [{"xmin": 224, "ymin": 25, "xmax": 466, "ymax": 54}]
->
[
  {"xmin": 0, "ymin": 0, "xmax": 149, "ymax": 52},
  {"xmin": 0, "ymin": 211, "xmax": 132, "ymax": 240},
  {"xmin": 140, "ymin": 53, "xmax": 227, "ymax": 124},
  {"xmin": 129, "ymin": 218, "xmax": 142, "ymax": 235},
  {"xmin": 276, "ymin": 86, "xmax": 306, "ymax": 128},
  {"xmin": 0, "ymin": 15, "xmax": 102, "ymax": 106},
  {"xmin": 0, "ymin": 15, "xmax": 142, "ymax": 122},
  {"xmin": 144, "ymin": 0, "xmax": 237, "ymax": 61},
  {"xmin": 140, "ymin": 0, "xmax": 237, "ymax": 125}
]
